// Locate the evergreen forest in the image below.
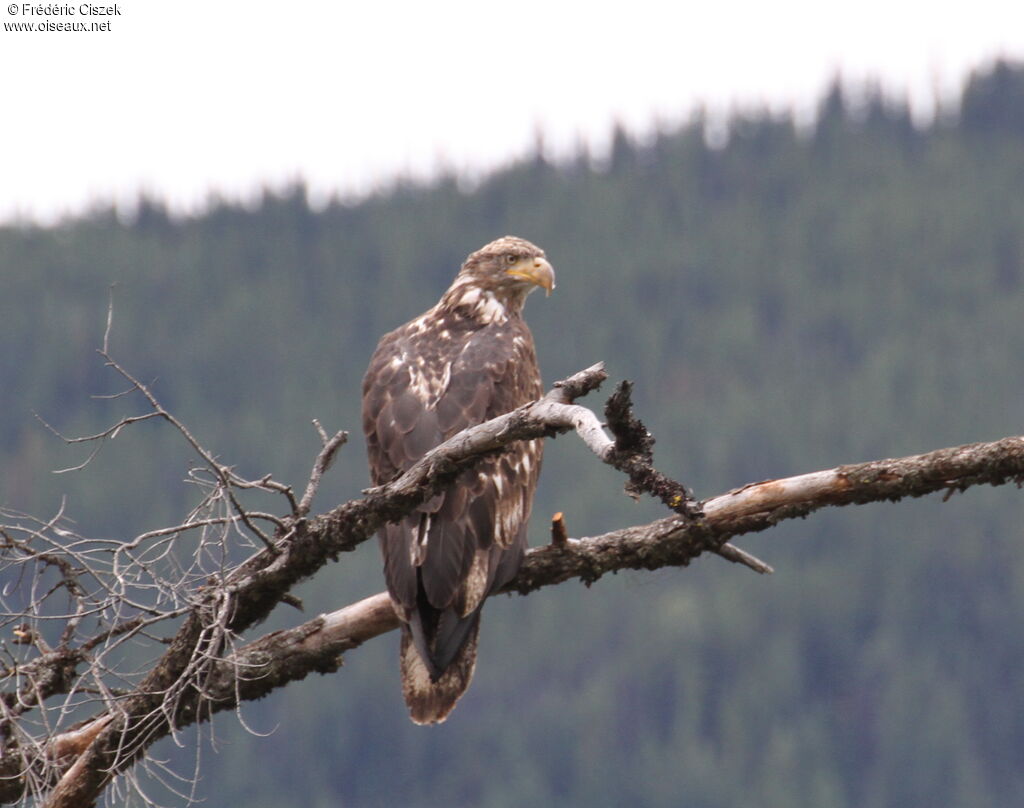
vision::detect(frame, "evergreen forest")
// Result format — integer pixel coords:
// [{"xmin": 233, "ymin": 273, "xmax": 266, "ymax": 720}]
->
[{"xmin": 4, "ymin": 60, "xmax": 1024, "ymax": 806}]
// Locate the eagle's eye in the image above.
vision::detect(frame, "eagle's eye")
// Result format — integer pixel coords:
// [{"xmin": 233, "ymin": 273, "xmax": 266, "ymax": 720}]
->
[{"xmin": 505, "ymin": 254, "xmax": 518, "ymax": 265}]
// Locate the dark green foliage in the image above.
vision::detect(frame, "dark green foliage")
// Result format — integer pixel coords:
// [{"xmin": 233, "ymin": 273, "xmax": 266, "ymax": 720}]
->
[
  {"xmin": 4, "ymin": 60, "xmax": 1024, "ymax": 805},
  {"xmin": 962, "ymin": 58, "xmax": 1024, "ymax": 136}
]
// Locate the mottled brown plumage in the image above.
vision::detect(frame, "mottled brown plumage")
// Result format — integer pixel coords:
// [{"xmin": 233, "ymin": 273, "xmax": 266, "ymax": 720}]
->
[{"xmin": 362, "ymin": 236, "xmax": 554, "ymax": 724}]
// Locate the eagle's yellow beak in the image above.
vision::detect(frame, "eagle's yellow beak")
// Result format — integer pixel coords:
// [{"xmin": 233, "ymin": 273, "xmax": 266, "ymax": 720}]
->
[{"xmin": 506, "ymin": 256, "xmax": 556, "ymax": 296}]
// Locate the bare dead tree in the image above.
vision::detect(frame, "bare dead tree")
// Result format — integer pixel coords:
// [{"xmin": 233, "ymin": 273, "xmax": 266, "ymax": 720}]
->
[{"xmin": 3, "ymin": 320, "xmax": 1024, "ymax": 807}]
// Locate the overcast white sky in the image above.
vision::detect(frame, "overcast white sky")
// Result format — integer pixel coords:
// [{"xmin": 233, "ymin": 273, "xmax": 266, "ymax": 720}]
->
[{"xmin": 1, "ymin": 0, "xmax": 1022, "ymax": 223}]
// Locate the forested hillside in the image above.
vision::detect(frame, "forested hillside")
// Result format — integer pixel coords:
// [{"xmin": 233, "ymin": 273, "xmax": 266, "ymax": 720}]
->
[{"xmin": 4, "ymin": 60, "xmax": 1024, "ymax": 806}]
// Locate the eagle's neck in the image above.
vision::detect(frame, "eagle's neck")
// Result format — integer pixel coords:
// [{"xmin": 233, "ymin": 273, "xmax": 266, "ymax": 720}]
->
[{"xmin": 439, "ymin": 277, "xmax": 524, "ymax": 325}]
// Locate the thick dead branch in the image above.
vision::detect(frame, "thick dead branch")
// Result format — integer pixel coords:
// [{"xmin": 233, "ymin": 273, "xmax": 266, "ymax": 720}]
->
[
  {"xmin": 14, "ymin": 430, "xmax": 1024, "ymax": 807},
  {"xmin": 194, "ymin": 431, "xmax": 1024, "ymax": 703},
  {"xmin": 6, "ymin": 352, "xmax": 1024, "ymax": 807}
]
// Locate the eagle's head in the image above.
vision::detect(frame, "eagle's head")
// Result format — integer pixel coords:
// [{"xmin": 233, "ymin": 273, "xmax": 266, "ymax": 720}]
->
[{"xmin": 443, "ymin": 236, "xmax": 555, "ymax": 320}]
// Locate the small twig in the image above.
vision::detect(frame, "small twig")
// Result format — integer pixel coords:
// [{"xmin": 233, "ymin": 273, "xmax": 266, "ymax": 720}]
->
[
  {"xmin": 550, "ymin": 512, "xmax": 569, "ymax": 546},
  {"xmin": 550, "ymin": 361, "xmax": 609, "ymax": 402},
  {"xmin": 32, "ymin": 410, "xmax": 165, "ymax": 474},
  {"xmin": 297, "ymin": 422, "xmax": 349, "ymax": 518},
  {"xmin": 229, "ymin": 473, "xmax": 299, "ymax": 515},
  {"xmin": 714, "ymin": 542, "xmax": 774, "ymax": 574},
  {"xmin": 102, "ymin": 285, "xmax": 115, "ymax": 355},
  {"xmin": 123, "ymin": 516, "xmax": 255, "ymax": 550},
  {"xmin": 90, "ymin": 384, "xmax": 140, "ymax": 401},
  {"xmin": 223, "ymin": 487, "xmax": 278, "ymax": 554},
  {"xmin": 603, "ymin": 381, "xmax": 701, "ymax": 515},
  {"xmin": 280, "ymin": 594, "xmax": 304, "ymax": 611}
]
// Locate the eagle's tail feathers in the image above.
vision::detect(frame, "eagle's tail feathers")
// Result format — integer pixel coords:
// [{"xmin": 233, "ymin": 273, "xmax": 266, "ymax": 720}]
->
[{"xmin": 399, "ymin": 619, "xmax": 480, "ymax": 725}]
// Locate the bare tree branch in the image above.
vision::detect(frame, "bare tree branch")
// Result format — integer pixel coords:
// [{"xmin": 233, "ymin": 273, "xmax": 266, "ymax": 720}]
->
[
  {"xmin": 17, "ymin": 428, "xmax": 1024, "ymax": 805},
  {"xmin": 297, "ymin": 422, "xmax": 348, "ymax": 519},
  {"xmin": 1, "ymin": 362, "xmax": 618, "ymax": 806},
  {"xmin": 204, "ymin": 430, "xmax": 1024, "ymax": 709},
  {"xmin": 4, "ymin": 347, "xmax": 1024, "ymax": 807}
]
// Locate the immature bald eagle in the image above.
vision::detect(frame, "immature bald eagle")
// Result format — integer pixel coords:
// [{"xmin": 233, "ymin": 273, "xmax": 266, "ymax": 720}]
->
[{"xmin": 362, "ymin": 236, "xmax": 555, "ymax": 724}]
